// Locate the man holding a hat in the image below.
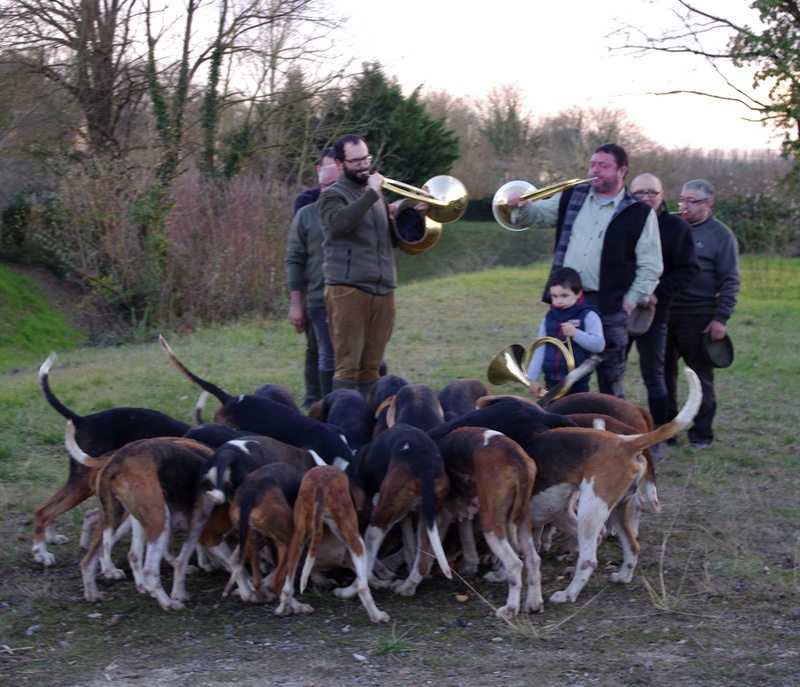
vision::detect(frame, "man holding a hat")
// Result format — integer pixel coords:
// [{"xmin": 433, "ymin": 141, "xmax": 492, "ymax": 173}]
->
[{"xmin": 665, "ymin": 179, "xmax": 740, "ymax": 450}]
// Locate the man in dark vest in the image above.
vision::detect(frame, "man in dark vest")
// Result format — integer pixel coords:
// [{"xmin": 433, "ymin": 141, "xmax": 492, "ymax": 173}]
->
[{"xmin": 507, "ymin": 143, "xmax": 663, "ymax": 398}]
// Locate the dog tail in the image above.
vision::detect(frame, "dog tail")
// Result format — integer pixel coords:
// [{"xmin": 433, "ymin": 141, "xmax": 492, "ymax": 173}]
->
[
  {"xmin": 39, "ymin": 352, "xmax": 82, "ymax": 422},
  {"xmin": 619, "ymin": 367, "xmax": 702, "ymax": 453},
  {"xmin": 64, "ymin": 420, "xmax": 106, "ymax": 469},
  {"xmin": 194, "ymin": 391, "xmax": 210, "ymax": 425},
  {"xmin": 158, "ymin": 335, "xmax": 232, "ymax": 404},
  {"xmin": 299, "ymin": 492, "xmax": 326, "ymax": 594},
  {"xmin": 419, "ymin": 461, "xmax": 452, "ymax": 580},
  {"xmin": 538, "ymin": 354, "xmax": 603, "ymax": 408}
]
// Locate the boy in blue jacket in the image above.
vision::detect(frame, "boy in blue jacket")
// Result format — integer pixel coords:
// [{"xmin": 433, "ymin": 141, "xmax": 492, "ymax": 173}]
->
[{"xmin": 528, "ymin": 267, "xmax": 606, "ymax": 397}]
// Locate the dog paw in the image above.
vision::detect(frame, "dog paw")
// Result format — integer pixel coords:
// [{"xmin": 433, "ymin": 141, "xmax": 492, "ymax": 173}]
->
[
  {"xmin": 332, "ymin": 585, "xmax": 358, "ymax": 599},
  {"xmin": 483, "ymin": 569, "xmax": 508, "ymax": 583},
  {"xmin": 525, "ymin": 598, "xmax": 545, "ymax": 614},
  {"xmin": 85, "ymin": 590, "xmax": 108, "ymax": 603},
  {"xmin": 275, "ymin": 599, "xmax": 314, "ymax": 616},
  {"xmin": 549, "ymin": 590, "xmax": 572, "ymax": 604},
  {"xmin": 32, "ymin": 548, "xmax": 56, "ymax": 567},
  {"xmin": 159, "ymin": 598, "xmax": 185, "ymax": 611},
  {"xmin": 370, "ymin": 611, "xmax": 390, "ymax": 624},
  {"xmin": 494, "ymin": 604, "xmax": 519, "ymax": 620},
  {"xmin": 101, "ymin": 567, "xmax": 126, "ymax": 581},
  {"xmin": 389, "ymin": 579, "xmax": 419, "ymax": 597},
  {"xmin": 458, "ymin": 563, "xmax": 479, "ymax": 576},
  {"xmin": 609, "ymin": 569, "xmax": 634, "ymax": 584}
]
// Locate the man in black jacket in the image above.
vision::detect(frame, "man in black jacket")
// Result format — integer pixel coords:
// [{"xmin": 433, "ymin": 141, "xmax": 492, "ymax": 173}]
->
[
  {"xmin": 507, "ymin": 143, "xmax": 663, "ymax": 398},
  {"xmin": 628, "ymin": 173, "xmax": 699, "ymax": 459}
]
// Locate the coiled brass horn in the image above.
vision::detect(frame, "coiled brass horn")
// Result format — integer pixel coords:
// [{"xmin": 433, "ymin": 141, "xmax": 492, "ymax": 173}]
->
[
  {"xmin": 384, "ymin": 174, "xmax": 469, "ymax": 224},
  {"xmin": 487, "ymin": 337, "xmax": 575, "ymax": 400},
  {"xmin": 492, "ymin": 177, "xmax": 596, "ymax": 231},
  {"xmin": 385, "ymin": 175, "xmax": 469, "ymax": 254}
]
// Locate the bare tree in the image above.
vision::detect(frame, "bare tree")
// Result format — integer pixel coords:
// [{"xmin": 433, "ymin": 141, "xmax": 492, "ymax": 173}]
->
[
  {"xmin": 0, "ymin": 0, "xmax": 144, "ymax": 154},
  {"xmin": 610, "ymin": 0, "xmax": 799, "ymax": 159}
]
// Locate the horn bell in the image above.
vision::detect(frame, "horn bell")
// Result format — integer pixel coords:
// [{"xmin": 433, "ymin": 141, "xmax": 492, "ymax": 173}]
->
[
  {"xmin": 492, "ymin": 181, "xmax": 536, "ymax": 231},
  {"xmin": 487, "ymin": 343, "xmax": 530, "ymax": 387}
]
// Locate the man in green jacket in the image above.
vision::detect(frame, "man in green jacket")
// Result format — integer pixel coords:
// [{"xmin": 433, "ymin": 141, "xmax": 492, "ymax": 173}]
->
[
  {"xmin": 286, "ymin": 163, "xmax": 339, "ymax": 401},
  {"xmin": 317, "ymin": 134, "xmax": 426, "ymax": 397}
]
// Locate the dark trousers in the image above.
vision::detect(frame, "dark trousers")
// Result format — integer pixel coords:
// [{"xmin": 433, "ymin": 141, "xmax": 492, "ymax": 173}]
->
[
  {"xmin": 665, "ymin": 312, "xmax": 716, "ymax": 444},
  {"xmin": 583, "ymin": 293, "xmax": 628, "ymax": 398},
  {"xmin": 628, "ymin": 321, "xmax": 669, "ymax": 426},
  {"xmin": 303, "ymin": 318, "xmax": 320, "ymax": 403}
]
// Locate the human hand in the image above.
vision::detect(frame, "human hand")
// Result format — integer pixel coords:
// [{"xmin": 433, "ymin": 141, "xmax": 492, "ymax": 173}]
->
[
  {"xmin": 288, "ymin": 301, "xmax": 305, "ymax": 333},
  {"xmin": 560, "ymin": 321, "xmax": 578, "ymax": 338},
  {"xmin": 505, "ymin": 190, "xmax": 528, "ymax": 208},
  {"xmin": 705, "ymin": 319, "xmax": 727, "ymax": 341},
  {"xmin": 528, "ymin": 380, "xmax": 545, "ymax": 397},
  {"xmin": 367, "ymin": 172, "xmax": 385, "ymax": 193}
]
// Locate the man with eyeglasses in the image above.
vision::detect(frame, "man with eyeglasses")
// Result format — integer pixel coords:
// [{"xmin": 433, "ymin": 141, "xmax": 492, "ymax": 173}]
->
[
  {"xmin": 317, "ymin": 133, "xmax": 427, "ymax": 398},
  {"xmin": 665, "ymin": 179, "xmax": 740, "ymax": 450},
  {"xmin": 628, "ymin": 174, "xmax": 699, "ymax": 460},
  {"xmin": 507, "ymin": 143, "xmax": 663, "ymax": 398}
]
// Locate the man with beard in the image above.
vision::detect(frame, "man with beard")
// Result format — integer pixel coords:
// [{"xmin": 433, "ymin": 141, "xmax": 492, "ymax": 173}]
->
[
  {"xmin": 506, "ymin": 143, "xmax": 663, "ymax": 398},
  {"xmin": 317, "ymin": 134, "xmax": 426, "ymax": 398}
]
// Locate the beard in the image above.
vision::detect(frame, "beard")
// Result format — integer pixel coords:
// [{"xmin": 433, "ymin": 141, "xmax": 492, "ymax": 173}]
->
[{"xmin": 343, "ymin": 166, "xmax": 369, "ymax": 185}]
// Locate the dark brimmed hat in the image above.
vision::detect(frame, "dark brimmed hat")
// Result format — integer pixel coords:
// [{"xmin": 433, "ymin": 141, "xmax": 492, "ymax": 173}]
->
[
  {"xmin": 625, "ymin": 304, "xmax": 655, "ymax": 337},
  {"xmin": 702, "ymin": 332, "xmax": 734, "ymax": 368}
]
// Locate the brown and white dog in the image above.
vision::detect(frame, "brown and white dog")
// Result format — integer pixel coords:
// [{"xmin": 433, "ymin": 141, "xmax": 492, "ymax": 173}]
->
[
  {"xmin": 170, "ymin": 434, "xmax": 324, "ymax": 603},
  {"xmin": 274, "ymin": 465, "xmax": 389, "ymax": 623},
  {"xmin": 431, "ymin": 368, "xmax": 701, "ymax": 603},
  {"xmin": 33, "ymin": 352, "xmax": 191, "ymax": 566},
  {"xmin": 436, "ymin": 427, "xmax": 543, "ymax": 619},
  {"xmin": 528, "ymin": 368, "xmax": 700, "ymax": 602},
  {"xmin": 223, "ymin": 461, "xmax": 306, "ymax": 602},
  {"xmin": 65, "ymin": 425, "xmax": 215, "ymax": 610},
  {"xmin": 345, "ymin": 423, "xmax": 452, "ymax": 596}
]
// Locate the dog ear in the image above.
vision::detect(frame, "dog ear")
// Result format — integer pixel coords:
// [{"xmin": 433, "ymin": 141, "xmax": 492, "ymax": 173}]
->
[
  {"xmin": 306, "ymin": 399, "xmax": 326, "ymax": 422},
  {"xmin": 385, "ymin": 398, "xmax": 397, "ymax": 428}
]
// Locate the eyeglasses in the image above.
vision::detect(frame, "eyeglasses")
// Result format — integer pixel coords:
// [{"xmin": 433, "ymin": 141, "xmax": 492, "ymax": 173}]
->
[
  {"xmin": 632, "ymin": 189, "xmax": 662, "ymax": 199},
  {"xmin": 678, "ymin": 197, "xmax": 709, "ymax": 205},
  {"xmin": 343, "ymin": 155, "xmax": 373, "ymax": 166}
]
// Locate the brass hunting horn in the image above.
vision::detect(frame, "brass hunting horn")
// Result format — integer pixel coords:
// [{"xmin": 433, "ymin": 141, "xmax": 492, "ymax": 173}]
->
[
  {"xmin": 384, "ymin": 175, "xmax": 469, "ymax": 254},
  {"xmin": 492, "ymin": 177, "xmax": 596, "ymax": 231},
  {"xmin": 487, "ymin": 337, "xmax": 576, "ymax": 400}
]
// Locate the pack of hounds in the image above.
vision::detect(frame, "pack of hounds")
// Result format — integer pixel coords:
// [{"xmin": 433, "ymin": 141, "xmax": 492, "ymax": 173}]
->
[{"xmin": 31, "ymin": 336, "xmax": 701, "ymax": 624}]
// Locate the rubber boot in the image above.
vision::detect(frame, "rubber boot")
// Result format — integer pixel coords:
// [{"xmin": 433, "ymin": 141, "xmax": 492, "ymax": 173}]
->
[
  {"xmin": 649, "ymin": 394, "xmax": 670, "ymax": 458},
  {"xmin": 357, "ymin": 379, "xmax": 377, "ymax": 400},
  {"xmin": 332, "ymin": 378, "xmax": 359, "ymax": 392},
  {"xmin": 319, "ymin": 369, "xmax": 334, "ymax": 397}
]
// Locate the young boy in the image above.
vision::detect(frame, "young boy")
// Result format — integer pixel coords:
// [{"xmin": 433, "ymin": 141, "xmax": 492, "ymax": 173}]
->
[{"xmin": 527, "ymin": 267, "xmax": 605, "ymax": 397}]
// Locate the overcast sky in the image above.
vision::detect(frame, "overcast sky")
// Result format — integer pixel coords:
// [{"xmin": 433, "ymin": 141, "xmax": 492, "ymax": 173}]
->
[{"xmin": 329, "ymin": 0, "xmax": 779, "ymax": 152}]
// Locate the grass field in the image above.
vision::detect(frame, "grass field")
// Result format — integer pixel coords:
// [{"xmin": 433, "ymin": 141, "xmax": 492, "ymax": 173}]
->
[{"xmin": 1, "ymin": 256, "xmax": 799, "ymax": 686}]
